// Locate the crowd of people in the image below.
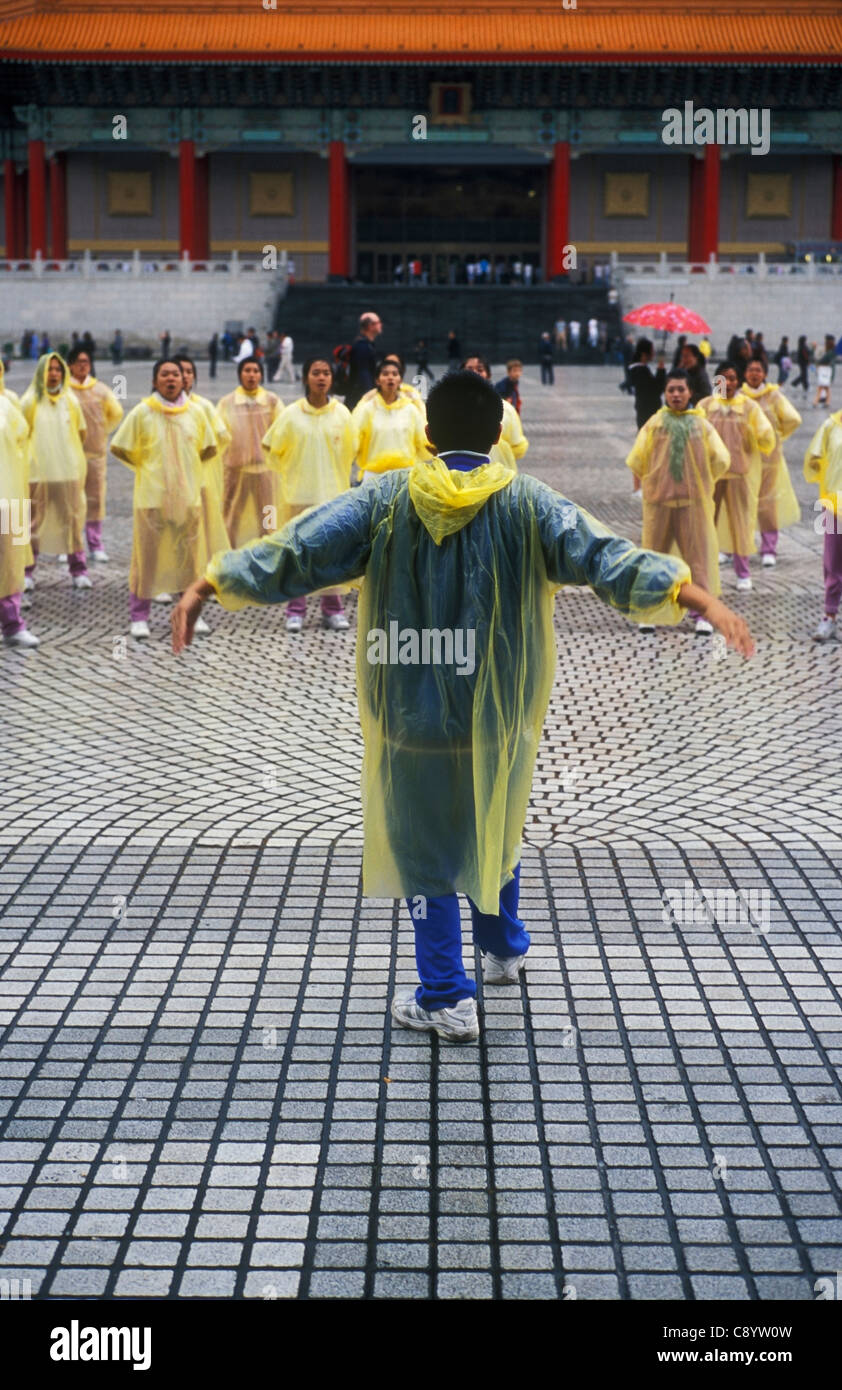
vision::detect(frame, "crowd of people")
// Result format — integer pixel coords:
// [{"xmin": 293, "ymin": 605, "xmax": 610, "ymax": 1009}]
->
[{"xmin": 0, "ymin": 309, "xmax": 839, "ymax": 655}]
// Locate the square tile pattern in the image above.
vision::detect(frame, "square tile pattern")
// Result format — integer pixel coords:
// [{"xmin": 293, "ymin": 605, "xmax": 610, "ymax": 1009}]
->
[{"xmin": 1, "ymin": 362, "xmax": 840, "ymax": 1300}]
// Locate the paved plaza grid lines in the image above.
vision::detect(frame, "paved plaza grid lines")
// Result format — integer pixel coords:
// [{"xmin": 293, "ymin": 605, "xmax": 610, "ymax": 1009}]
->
[{"xmin": 0, "ymin": 363, "xmax": 840, "ymax": 1301}]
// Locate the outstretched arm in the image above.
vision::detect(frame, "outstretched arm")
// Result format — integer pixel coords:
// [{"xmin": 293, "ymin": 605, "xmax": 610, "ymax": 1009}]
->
[{"xmin": 172, "ymin": 477, "xmax": 379, "ymax": 652}]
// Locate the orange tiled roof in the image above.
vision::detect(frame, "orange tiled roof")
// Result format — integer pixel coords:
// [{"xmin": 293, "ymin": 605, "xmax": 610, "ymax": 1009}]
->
[{"xmin": 0, "ymin": 0, "xmax": 840, "ymax": 63}]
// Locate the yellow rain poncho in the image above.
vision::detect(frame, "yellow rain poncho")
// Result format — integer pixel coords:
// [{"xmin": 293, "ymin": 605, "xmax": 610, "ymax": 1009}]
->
[
  {"xmin": 20, "ymin": 353, "xmax": 88, "ymax": 555},
  {"xmin": 491, "ymin": 397, "xmax": 529, "ymax": 473},
  {"xmin": 217, "ymin": 386, "xmax": 283, "ymax": 548},
  {"xmin": 697, "ymin": 393, "xmax": 775, "ymax": 556},
  {"xmin": 626, "ymin": 406, "xmax": 731, "ymax": 597},
  {"xmin": 261, "ymin": 396, "xmax": 357, "ymax": 513},
  {"xmin": 69, "ymin": 375, "xmax": 124, "ymax": 523},
  {"xmin": 0, "ymin": 394, "xmax": 31, "ymax": 599},
  {"xmin": 739, "ymin": 381, "xmax": 801, "ymax": 534},
  {"xmin": 205, "ymin": 458, "xmax": 690, "ymax": 913},
  {"xmin": 0, "ymin": 359, "xmax": 21, "ymax": 407},
  {"xmin": 804, "ymin": 410, "xmax": 842, "ymax": 519},
  {"xmin": 110, "ymin": 394, "xmax": 217, "ymax": 598},
  {"xmin": 352, "ymin": 391, "xmax": 429, "ymax": 475},
  {"xmin": 189, "ymin": 390, "xmax": 232, "ymax": 560}
]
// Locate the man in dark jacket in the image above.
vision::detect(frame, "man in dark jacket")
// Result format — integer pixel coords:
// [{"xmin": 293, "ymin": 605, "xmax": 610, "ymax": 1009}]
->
[
  {"xmin": 627, "ymin": 338, "xmax": 666, "ymax": 428},
  {"xmin": 345, "ymin": 311, "xmax": 383, "ymax": 409}
]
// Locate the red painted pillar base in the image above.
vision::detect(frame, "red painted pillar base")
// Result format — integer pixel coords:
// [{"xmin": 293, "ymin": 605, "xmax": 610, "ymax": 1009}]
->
[
  {"xmin": 546, "ymin": 141, "xmax": 571, "ymax": 279},
  {"xmin": 28, "ymin": 138, "xmax": 47, "ymax": 258},
  {"xmin": 832, "ymin": 156, "xmax": 842, "ymax": 243},
  {"xmin": 179, "ymin": 139, "xmax": 197, "ymax": 260},
  {"xmin": 49, "ymin": 154, "xmax": 67, "ymax": 260},
  {"xmin": 328, "ymin": 140, "xmax": 350, "ymax": 279}
]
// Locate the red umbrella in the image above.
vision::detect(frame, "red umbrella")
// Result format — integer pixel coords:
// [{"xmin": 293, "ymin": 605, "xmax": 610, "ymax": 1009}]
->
[{"xmin": 624, "ymin": 302, "xmax": 711, "ymax": 335}]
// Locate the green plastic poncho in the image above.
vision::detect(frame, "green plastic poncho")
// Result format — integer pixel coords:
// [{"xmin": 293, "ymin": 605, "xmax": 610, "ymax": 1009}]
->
[{"xmin": 207, "ymin": 457, "xmax": 690, "ymax": 913}]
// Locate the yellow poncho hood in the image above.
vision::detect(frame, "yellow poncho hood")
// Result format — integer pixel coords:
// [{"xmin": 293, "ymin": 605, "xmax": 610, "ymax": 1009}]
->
[
  {"xmin": 30, "ymin": 351, "xmax": 71, "ymax": 401},
  {"xmin": 409, "ymin": 455, "xmax": 515, "ymax": 544}
]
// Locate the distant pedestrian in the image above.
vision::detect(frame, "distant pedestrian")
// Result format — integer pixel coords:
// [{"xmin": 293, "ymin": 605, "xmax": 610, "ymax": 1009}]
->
[
  {"xmin": 344, "ymin": 311, "xmax": 383, "ymax": 410},
  {"xmin": 774, "ymin": 336, "xmax": 790, "ymax": 387},
  {"xmin": 159, "ymin": 330, "xmax": 171, "ymax": 360},
  {"xmin": 278, "ymin": 332, "xmax": 295, "ymax": 383},
  {"xmin": 539, "ymin": 333, "xmax": 554, "ymax": 385},
  {"xmin": 208, "ymin": 333, "xmax": 219, "ymax": 380},
  {"xmin": 627, "ymin": 338, "xmax": 666, "ymax": 428},
  {"xmin": 446, "ymin": 330, "xmax": 461, "ymax": 373},
  {"xmin": 791, "ymin": 336, "xmax": 812, "ymax": 399},
  {"xmin": 495, "ymin": 359, "xmax": 523, "ymax": 415},
  {"xmin": 814, "ymin": 335, "xmax": 836, "ymax": 409},
  {"xmin": 110, "ymin": 330, "xmax": 123, "ymax": 366},
  {"xmin": 415, "ymin": 339, "xmax": 434, "ymax": 383}
]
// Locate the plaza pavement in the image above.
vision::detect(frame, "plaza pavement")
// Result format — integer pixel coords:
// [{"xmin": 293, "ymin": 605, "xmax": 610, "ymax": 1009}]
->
[{"xmin": 0, "ymin": 358, "xmax": 840, "ymax": 1301}]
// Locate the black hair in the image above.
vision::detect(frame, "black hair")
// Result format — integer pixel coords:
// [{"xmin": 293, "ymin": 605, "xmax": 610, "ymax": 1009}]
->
[
  {"xmin": 460, "ymin": 354, "xmax": 492, "ymax": 378},
  {"xmin": 236, "ymin": 355, "xmax": 264, "ymax": 382},
  {"xmin": 683, "ymin": 343, "xmax": 704, "ymax": 366},
  {"xmin": 152, "ymin": 358, "xmax": 184, "ymax": 387},
  {"xmin": 715, "ymin": 360, "xmax": 738, "ymax": 376},
  {"xmin": 426, "ymin": 370, "xmax": 503, "ymax": 454},
  {"xmin": 747, "ymin": 355, "xmax": 767, "ymax": 369},
  {"xmin": 665, "ymin": 367, "xmax": 690, "ymax": 384},
  {"xmin": 632, "ymin": 337, "xmax": 654, "ymax": 362},
  {"xmin": 178, "ymin": 355, "xmax": 197, "ymax": 380},
  {"xmin": 301, "ymin": 357, "xmax": 333, "ymax": 399},
  {"xmin": 376, "ymin": 355, "xmax": 404, "ymax": 379},
  {"xmin": 66, "ymin": 346, "xmax": 91, "ymax": 367}
]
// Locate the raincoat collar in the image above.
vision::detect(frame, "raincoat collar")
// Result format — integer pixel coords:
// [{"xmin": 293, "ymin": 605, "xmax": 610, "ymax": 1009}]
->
[
  {"xmin": 439, "ymin": 450, "xmax": 491, "ymax": 473},
  {"xmin": 409, "ymin": 454, "xmax": 515, "ymax": 544},
  {"xmin": 740, "ymin": 382, "xmax": 775, "ymax": 399},
  {"xmin": 663, "ymin": 406, "xmax": 703, "ymax": 418},
  {"xmin": 145, "ymin": 391, "xmax": 189, "ymax": 414},
  {"xmin": 70, "ymin": 375, "xmax": 95, "ymax": 390},
  {"xmin": 235, "ymin": 385, "xmax": 266, "ymax": 404},
  {"xmin": 301, "ymin": 395, "xmax": 333, "ymax": 414}
]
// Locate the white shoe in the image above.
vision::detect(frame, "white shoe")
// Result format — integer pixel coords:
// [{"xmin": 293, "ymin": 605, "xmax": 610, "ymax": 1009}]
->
[
  {"xmin": 638, "ymin": 623, "xmax": 656, "ymax": 633},
  {"xmin": 761, "ymin": 554, "xmax": 776, "ymax": 568},
  {"xmin": 813, "ymin": 616, "xmax": 837, "ymax": 643},
  {"xmin": 694, "ymin": 619, "xmax": 714, "ymax": 635},
  {"xmin": 91, "ymin": 549, "xmax": 109, "ymax": 563},
  {"xmin": 4, "ymin": 628, "xmax": 39, "ymax": 649},
  {"xmin": 194, "ymin": 615, "xmax": 209, "ymax": 635},
  {"xmin": 153, "ymin": 592, "xmax": 172, "ymax": 604},
  {"xmin": 286, "ymin": 615, "xmax": 303, "ymax": 632},
  {"xmin": 718, "ymin": 552, "xmax": 731, "ymax": 564},
  {"xmin": 390, "ymin": 991, "xmax": 479, "ymax": 1043},
  {"xmin": 324, "ymin": 613, "xmax": 349, "ymax": 631},
  {"xmin": 735, "ymin": 577, "xmax": 752, "ymax": 592},
  {"xmin": 130, "ymin": 621, "xmax": 150, "ymax": 639},
  {"xmin": 482, "ymin": 952, "xmax": 526, "ymax": 985},
  {"xmin": 23, "ymin": 575, "xmax": 34, "ymax": 592},
  {"xmin": 72, "ymin": 574, "xmax": 92, "ymax": 589},
  {"xmin": 58, "ymin": 553, "xmax": 68, "ymax": 563}
]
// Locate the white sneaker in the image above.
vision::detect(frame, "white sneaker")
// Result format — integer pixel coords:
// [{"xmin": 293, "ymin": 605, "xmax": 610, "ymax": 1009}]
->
[
  {"xmin": 390, "ymin": 991, "xmax": 480, "ymax": 1043},
  {"xmin": 194, "ymin": 615, "xmax": 210, "ymax": 635},
  {"xmin": 72, "ymin": 574, "xmax": 92, "ymax": 590},
  {"xmin": 482, "ymin": 951, "xmax": 526, "ymax": 985},
  {"xmin": 4, "ymin": 628, "xmax": 39, "ymax": 649},
  {"xmin": 735, "ymin": 577, "xmax": 752, "ymax": 592},
  {"xmin": 761, "ymin": 554, "xmax": 776, "ymax": 568},
  {"xmin": 91, "ymin": 549, "xmax": 109, "ymax": 563},
  {"xmin": 130, "ymin": 621, "xmax": 150, "ymax": 639},
  {"xmin": 813, "ymin": 616, "xmax": 837, "ymax": 643},
  {"xmin": 638, "ymin": 623, "xmax": 656, "ymax": 633},
  {"xmin": 694, "ymin": 618, "xmax": 714, "ymax": 635},
  {"xmin": 153, "ymin": 592, "xmax": 172, "ymax": 604},
  {"xmin": 286, "ymin": 615, "xmax": 303, "ymax": 632},
  {"xmin": 58, "ymin": 553, "xmax": 68, "ymax": 563},
  {"xmin": 23, "ymin": 575, "xmax": 34, "ymax": 592},
  {"xmin": 718, "ymin": 552, "xmax": 731, "ymax": 564},
  {"xmin": 324, "ymin": 613, "xmax": 349, "ymax": 631}
]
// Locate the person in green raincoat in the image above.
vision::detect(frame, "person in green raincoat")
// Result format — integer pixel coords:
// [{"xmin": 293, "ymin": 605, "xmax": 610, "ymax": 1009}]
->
[{"xmin": 172, "ymin": 372, "xmax": 754, "ymax": 1043}]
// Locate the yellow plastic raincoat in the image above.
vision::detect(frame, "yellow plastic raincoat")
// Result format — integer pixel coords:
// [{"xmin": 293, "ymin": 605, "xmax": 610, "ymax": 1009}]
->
[
  {"xmin": 189, "ymin": 390, "xmax": 232, "ymax": 560},
  {"xmin": 69, "ymin": 375, "xmax": 124, "ymax": 523},
  {"xmin": 804, "ymin": 410, "xmax": 842, "ymax": 519},
  {"xmin": 0, "ymin": 359, "xmax": 21, "ymax": 407},
  {"xmin": 261, "ymin": 397, "xmax": 357, "ymax": 514},
  {"xmin": 205, "ymin": 457, "xmax": 690, "ymax": 913},
  {"xmin": 0, "ymin": 394, "xmax": 31, "ymax": 599},
  {"xmin": 697, "ymin": 393, "xmax": 776, "ymax": 556},
  {"xmin": 739, "ymin": 382, "xmax": 801, "ymax": 535},
  {"xmin": 627, "ymin": 406, "xmax": 730, "ymax": 596},
  {"xmin": 110, "ymin": 394, "xmax": 217, "ymax": 598},
  {"xmin": 352, "ymin": 392, "xmax": 429, "ymax": 475},
  {"xmin": 491, "ymin": 397, "xmax": 529, "ymax": 473},
  {"xmin": 217, "ymin": 386, "xmax": 283, "ymax": 548},
  {"xmin": 20, "ymin": 353, "xmax": 88, "ymax": 555}
]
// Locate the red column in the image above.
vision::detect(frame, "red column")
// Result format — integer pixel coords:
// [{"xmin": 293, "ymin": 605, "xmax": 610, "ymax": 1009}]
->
[
  {"xmin": 179, "ymin": 139, "xmax": 197, "ymax": 259},
  {"xmin": 832, "ymin": 156, "xmax": 842, "ymax": 242},
  {"xmin": 49, "ymin": 154, "xmax": 67, "ymax": 260},
  {"xmin": 700, "ymin": 144, "xmax": 720, "ymax": 263},
  {"xmin": 3, "ymin": 159, "xmax": 16, "ymax": 258},
  {"xmin": 546, "ymin": 141, "xmax": 571, "ymax": 279},
  {"xmin": 193, "ymin": 154, "xmax": 209, "ymax": 261},
  {"xmin": 28, "ymin": 138, "xmax": 47, "ymax": 257},
  {"xmin": 328, "ymin": 139, "xmax": 350, "ymax": 278}
]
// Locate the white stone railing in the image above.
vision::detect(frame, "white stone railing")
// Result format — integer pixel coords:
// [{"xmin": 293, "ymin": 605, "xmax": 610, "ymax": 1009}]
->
[
  {"xmin": 610, "ymin": 251, "xmax": 842, "ymax": 282},
  {"xmin": 0, "ymin": 249, "xmax": 289, "ymax": 281}
]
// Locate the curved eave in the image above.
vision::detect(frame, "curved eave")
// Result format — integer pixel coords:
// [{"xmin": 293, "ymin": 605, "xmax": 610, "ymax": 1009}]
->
[{"xmin": 0, "ymin": 49, "xmax": 840, "ymax": 65}]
